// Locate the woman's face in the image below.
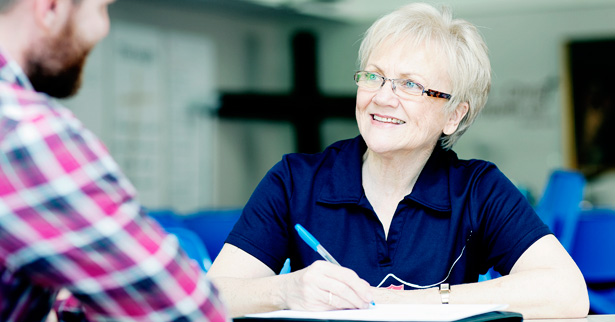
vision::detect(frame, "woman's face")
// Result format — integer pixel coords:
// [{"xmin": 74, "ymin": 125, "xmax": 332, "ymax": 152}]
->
[{"xmin": 356, "ymin": 40, "xmax": 461, "ymax": 156}]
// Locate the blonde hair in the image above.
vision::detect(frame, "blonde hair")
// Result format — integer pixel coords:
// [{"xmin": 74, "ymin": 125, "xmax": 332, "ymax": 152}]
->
[{"xmin": 358, "ymin": 3, "xmax": 491, "ymax": 150}]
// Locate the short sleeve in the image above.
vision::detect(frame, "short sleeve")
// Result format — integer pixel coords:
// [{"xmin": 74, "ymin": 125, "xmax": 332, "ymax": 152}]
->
[
  {"xmin": 471, "ymin": 165, "xmax": 552, "ymax": 275},
  {"xmin": 225, "ymin": 157, "xmax": 294, "ymax": 273}
]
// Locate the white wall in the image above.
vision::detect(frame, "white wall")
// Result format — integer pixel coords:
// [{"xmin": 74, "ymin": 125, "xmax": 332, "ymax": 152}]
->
[
  {"xmin": 65, "ymin": 0, "xmax": 307, "ymax": 211},
  {"xmin": 457, "ymin": 7, "xmax": 615, "ymax": 206},
  {"xmin": 64, "ymin": 0, "xmax": 615, "ymax": 211}
]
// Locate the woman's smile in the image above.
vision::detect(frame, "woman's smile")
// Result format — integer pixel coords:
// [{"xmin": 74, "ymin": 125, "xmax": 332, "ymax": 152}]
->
[{"xmin": 372, "ymin": 114, "xmax": 406, "ymax": 124}]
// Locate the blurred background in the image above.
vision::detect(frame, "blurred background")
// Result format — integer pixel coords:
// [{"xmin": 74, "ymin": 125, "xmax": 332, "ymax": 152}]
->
[{"xmin": 62, "ymin": 0, "xmax": 615, "ymax": 212}]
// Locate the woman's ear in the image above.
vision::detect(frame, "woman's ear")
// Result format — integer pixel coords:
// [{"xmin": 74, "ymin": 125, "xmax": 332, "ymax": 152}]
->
[{"xmin": 443, "ymin": 102, "xmax": 469, "ymax": 136}]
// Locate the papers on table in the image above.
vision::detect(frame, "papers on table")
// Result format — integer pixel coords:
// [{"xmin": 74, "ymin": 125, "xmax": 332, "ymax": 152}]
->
[{"xmin": 242, "ymin": 304, "xmax": 509, "ymax": 322}]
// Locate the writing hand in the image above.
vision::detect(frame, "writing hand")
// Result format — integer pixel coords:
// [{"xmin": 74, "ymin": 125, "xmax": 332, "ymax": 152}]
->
[{"xmin": 281, "ymin": 261, "xmax": 373, "ymax": 311}]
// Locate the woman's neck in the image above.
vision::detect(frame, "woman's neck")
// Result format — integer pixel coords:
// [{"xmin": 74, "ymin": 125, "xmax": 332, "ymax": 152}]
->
[{"xmin": 361, "ymin": 146, "xmax": 435, "ymax": 198}]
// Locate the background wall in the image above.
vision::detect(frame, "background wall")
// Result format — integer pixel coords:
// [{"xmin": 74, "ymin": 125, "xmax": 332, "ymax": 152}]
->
[{"xmin": 63, "ymin": 0, "xmax": 615, "ymax": 212}]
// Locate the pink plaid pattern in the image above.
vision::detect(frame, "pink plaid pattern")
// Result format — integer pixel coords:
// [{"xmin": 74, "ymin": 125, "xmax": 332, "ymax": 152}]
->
[{"xmin": 0, "ymin": 50, "xmax": 227, "ymax": 322}]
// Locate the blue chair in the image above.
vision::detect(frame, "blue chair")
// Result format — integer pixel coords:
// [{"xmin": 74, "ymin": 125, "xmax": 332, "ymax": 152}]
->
[
  {"xmin": 535, "ymin": 169, "xmax": 586, "ymax": 251},
  {"xmin": 147, "ymin": 209, "xmax": 212, "ymax": 271},
  {"xmin": 150, "ymin": 208, "xmax": 292, "ymax": 274},
  {"xmin": 570, "ymin": 209, "xmax": 615, "ymax": 314},
  {"xmin": 280, "ymin": 258, "xmax": 291, "ymax": 275},
  {"xmin": 183, "ymin": 208, "xmax": 243, "ymax": 261},
  {"xmin": 165, "ymin": 227, "xmax": 213, "ymax": 272},
  {"xmin": 184, "ymin": 209, "xmax": 293, "ymax": 274},
  {"xmin": 478, "ymin": 267, "xmax": 501, "ymax": 282},
  {"xmin": 147, "ymin": 208, "xmax": 184, "ymax": 229}
]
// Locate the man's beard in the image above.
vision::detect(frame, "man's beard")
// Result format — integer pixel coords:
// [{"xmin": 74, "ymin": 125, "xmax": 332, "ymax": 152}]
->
[{"xmin": 24, "ymin": 20, "xmax": 91, "ymax": 99}]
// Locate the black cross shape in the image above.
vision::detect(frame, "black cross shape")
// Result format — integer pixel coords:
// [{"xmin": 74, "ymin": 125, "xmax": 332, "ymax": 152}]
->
[{"xmin": 217, "ymin": 31, "xmax": 355, "ymax": 154}]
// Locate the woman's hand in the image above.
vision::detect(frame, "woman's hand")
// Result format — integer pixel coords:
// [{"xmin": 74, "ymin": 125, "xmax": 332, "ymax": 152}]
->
[
  {"xmin": 281, "ymin": 260, "xmax": 373, "ymax": 311},
  {"xmin": 209, "ymin": 244, "xmax": 373, "ymax": 316}
]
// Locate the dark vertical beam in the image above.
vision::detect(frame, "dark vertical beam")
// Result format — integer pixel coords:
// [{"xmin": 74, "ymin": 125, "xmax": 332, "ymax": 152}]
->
[{"xmin": 291, "ymin": 31, "xmax": 323, "ymax": 153}]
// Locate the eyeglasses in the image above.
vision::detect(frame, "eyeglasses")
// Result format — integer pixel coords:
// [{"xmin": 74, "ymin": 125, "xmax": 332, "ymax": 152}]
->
[{"xmin": 354, "ymin": 71, "xmax": 451, "ymax": 100}]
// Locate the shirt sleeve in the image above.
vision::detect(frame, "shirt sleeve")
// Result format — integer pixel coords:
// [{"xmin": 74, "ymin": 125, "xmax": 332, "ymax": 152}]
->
[
  {"xmin": 0, "ymin": 105, "xmax": 227, "ymax": 322},
  {"xmin": 470, "ymin": 164, "xmax": 552, "ymax": 275},
  {"xmin": 225, "ymin": 157, "xmax": 293, "ymax": 274}
]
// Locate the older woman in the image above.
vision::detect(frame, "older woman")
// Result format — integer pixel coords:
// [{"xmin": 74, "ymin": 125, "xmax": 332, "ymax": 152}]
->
[{"xmin": 207, "ymin": 3, "xmax": 588, "ymax": 319}]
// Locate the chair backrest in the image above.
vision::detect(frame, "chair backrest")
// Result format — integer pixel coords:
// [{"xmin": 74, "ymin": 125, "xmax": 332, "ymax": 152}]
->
[
  {"xmin": 165, "ymin": 226, "xmax": 213, "ymax": 272},
  {"xmin": 147, "ymin": 209, "xmax": 184, "ymax": 228},
  {"xmin": 535, "ymin": 169, "xmax": 586, "ymax": 251},
  {"xmin": 183, "ymin": 208, "xmax": 243, "ymax": 261},
  {"xmin": 570, "ymin": 208, "xmax": 615, "ymax": 284},
  {"xmin": 149, "ymin": 208, "xmax": 292, "ymax": 273}
]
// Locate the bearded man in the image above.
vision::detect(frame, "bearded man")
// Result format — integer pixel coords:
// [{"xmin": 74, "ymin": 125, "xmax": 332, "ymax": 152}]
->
[{"xmin": 0, "ymin": 1, "xmax": 227, "ymax": 321}]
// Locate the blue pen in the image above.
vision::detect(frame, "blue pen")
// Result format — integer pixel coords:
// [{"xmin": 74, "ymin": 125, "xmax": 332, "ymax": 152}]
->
[
  {"xmin": 295, "ymin": 223, "xmax": 341, "ymax": 265},
  {"xmin": 294, "ymin": 223, "xmax": 375, "ymax": 307}
]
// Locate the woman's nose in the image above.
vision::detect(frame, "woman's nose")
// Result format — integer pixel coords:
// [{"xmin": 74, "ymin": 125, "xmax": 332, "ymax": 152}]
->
[{"xmin": 372, "ymin": 79, "xmax": 400, "ymax": 107}]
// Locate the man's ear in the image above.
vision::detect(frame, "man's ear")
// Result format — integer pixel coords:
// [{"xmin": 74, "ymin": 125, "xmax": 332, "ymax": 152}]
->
[
  {"xmin": 443, "ymin": 102, "xmax": 469, "ymax": 136},
  {"xmin": 33, "ymin": 0, "xmax": 70, "ymax": 32}
]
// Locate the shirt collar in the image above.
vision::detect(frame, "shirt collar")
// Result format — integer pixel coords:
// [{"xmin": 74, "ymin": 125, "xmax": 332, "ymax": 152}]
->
[
  {"xmin": 0, "ymin": 48, "xmax": 35, "ymax": 90},
  {"xmin": 406, "ymin": 145, "xmax": 452, "ymax": 212},
  {"xmin": 317, "ymin": 136, "xmax": 366, "ymax": 204},
  {"xmin": 317, "ymin": 136, "xmax": 453, "ymax": 213}
]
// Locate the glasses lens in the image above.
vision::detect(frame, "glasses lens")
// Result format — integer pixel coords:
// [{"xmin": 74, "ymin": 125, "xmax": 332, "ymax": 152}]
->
[
  {"xmin": 394, "ymin": 79, "xmax": 423, "ymax": 97},
  {"xmin": 355, "ymin": 71, "xmax": 382, "ymax": 89}
]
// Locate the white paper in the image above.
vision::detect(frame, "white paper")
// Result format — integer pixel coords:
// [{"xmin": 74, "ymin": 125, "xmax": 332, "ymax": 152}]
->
[{"xmin": 243, "ymin": 304, "xmax": 509, "ymax": 322}]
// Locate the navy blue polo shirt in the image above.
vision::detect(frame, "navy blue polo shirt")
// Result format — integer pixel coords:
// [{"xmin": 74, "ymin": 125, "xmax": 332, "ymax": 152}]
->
[{"xmin": 226, "ymin": 136, "xmax": 551, "ymax": 289}]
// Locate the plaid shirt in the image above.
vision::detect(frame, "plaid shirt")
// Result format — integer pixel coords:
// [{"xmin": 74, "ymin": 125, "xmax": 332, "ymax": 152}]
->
[{"xmin": 0, "ymin": 50, "xmax": 228, "ymax": 322}]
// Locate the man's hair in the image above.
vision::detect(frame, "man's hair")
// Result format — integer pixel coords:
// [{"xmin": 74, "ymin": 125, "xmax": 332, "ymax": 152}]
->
[{"xmin": 358, "ymin": 3, "xmax": 492, "ymax": 150}]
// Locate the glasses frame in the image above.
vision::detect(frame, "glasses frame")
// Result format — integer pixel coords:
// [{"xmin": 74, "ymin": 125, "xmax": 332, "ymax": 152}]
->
[{"xmin": 354, "ymin": 71, "xmax": 452, "ymax": 100}]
